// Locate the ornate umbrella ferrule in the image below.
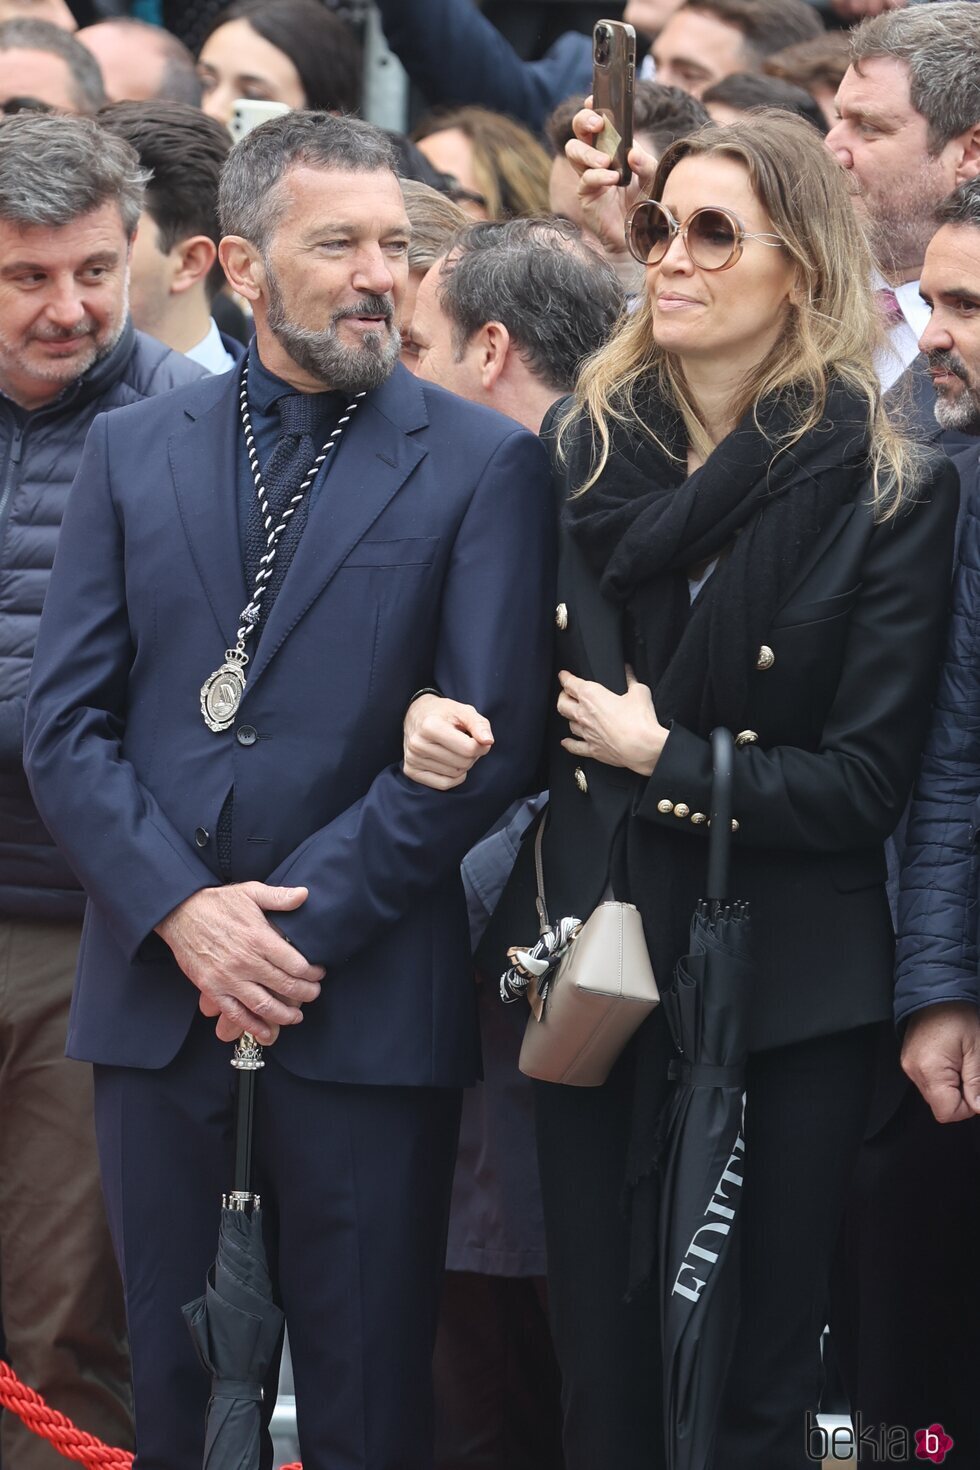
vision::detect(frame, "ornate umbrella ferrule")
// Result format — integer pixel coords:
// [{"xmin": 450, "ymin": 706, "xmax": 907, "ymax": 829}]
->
[
  {"xmin": 223, "ymin": 1189, "xmax": 261, "ymax": 1212},
  {"xmin": 231, "ymin": 1032, "xmax": 265, "ymax": 1071}
]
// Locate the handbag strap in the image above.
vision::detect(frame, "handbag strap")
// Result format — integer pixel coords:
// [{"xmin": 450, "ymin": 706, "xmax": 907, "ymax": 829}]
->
[{"xmin": 533, "ymin": 816, "xmax": 550, "ymax": 935}]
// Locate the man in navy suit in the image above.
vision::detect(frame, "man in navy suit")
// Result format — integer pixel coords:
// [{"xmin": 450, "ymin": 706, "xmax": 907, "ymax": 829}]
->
[{"xmin": 24, "ymin": 111, "xmax": 554, "ymax": 1470}]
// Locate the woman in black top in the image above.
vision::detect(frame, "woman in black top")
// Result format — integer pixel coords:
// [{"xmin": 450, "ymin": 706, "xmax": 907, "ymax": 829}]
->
[{"xmin": 403, "ymin": 113, "xmax": 957, "ymax": 1468}]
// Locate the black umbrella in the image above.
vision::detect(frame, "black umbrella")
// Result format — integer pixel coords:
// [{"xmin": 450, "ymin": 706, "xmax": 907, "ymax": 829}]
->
[
  {"xmin": 182, "ymin": 1033, "xmax": 284, "ymax": 1470},
  {"xmin": 659, "ymin": 727, "xmax": 754, "ymax": 1470}
]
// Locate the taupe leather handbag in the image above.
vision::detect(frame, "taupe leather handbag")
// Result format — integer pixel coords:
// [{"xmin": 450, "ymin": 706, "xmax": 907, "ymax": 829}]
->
[{"xmin": 503, "ymin": 818, "xmax": 660, "ymax": 1087}]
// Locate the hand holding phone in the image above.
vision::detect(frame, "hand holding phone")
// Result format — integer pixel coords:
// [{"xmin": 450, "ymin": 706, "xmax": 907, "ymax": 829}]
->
[{"xmin": 592, "ymin": 20, "xmax": 636, "ymax": 188}]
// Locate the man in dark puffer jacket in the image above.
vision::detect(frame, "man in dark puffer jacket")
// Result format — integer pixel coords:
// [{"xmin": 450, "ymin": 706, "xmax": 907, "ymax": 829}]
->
[{"xmin": 0, "ymin": 111, "xmax": 204, "ymax": 1469}]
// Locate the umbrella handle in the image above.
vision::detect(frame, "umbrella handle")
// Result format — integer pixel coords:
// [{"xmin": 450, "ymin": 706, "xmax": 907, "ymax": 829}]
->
[{"xmin": 706, "ymin": 727, "xmax": 735, "ymax": 905}]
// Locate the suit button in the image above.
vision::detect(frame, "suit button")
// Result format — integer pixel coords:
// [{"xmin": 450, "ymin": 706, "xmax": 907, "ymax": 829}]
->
[
  {"xmin": 194, "ymin": 827, "xmax": 209, "ymax": 847},
  {"xmin": 236, "ymin": 724, "xmax": 257, "ymax": 747},
  {"xmin": 673, "ymin": 803, "xmax": 690, "ymax": 818},
  {"xmin": 555, "ymin": 602, "xmax": 569, "ymax": 631},
  {"xmin": 756, "ymin": 645, "xmax": 775, "ymax": 670},
  {"xmin": 574, "ymin": 766, "xmax": 589, "ymax": 794},
  {"xmin": 691, "ymin": 812, "xmax": 707, "ymax": 826},
  {"xmin": 735, "ymin": 730, "xmax": 758, "ymax": 747},
  {"xmin": 657, "ymin": 798, "xmax": 673, "ymax": 814},
  {"xmin": 731, "ymin": 819, "xmax": 740, "ymax": 833}
]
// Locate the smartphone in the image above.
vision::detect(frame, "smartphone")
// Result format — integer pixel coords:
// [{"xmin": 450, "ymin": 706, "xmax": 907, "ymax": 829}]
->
[
  {"xmin": 592, "ymin": 20, "xmax": 636, "ymax": 188},
  {"xmin": 229, "ymin": 98, "xmax": 291, "ymax": 143}
]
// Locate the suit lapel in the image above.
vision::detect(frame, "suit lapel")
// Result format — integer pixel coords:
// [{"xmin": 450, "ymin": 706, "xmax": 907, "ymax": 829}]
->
[
  {"xmin": 244, "ymin": 368, "xmax": 428, "ymax": 691},
  {"xmin": 168, "ymin": 372, "xmax": 249, "ymax": 646}
]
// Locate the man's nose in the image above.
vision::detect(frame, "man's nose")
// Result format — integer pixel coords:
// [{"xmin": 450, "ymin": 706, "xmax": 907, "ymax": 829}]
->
[
  {"xmin": 919, "ymin": 313, "xmax": 952, "ymax": 355},
  {"xmin": 352, "ymin": 245, "xmax": 396, "ymax": 296},
  {"xmin": 824, "ymin": 123, "xmax": 852, "ymax": 168},
  {"xmin": 45, "ymin": 282, "xmax": 86, "ymax": 330}
]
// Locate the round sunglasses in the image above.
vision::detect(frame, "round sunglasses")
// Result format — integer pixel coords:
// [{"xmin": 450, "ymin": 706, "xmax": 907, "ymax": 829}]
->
[{"xmin": 625, "ymin": 200, "xmax": 785, "ymax": 272}]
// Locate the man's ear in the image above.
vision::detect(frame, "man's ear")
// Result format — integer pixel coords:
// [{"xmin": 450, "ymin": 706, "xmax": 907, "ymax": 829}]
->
[
  {"xmin": 953, "ymin": 123, "xmax": 980, "ymax": 185},
  {"xmin": 170, "ymin": 235, "xmax": 218, "ymax": 297},
  {"xmin": 477, "ymin": 320, "xmax": 511, "ymax": 391},
  {"xmin": 218, "ymin": 235, "xmax": 264, "ymax": 302}
]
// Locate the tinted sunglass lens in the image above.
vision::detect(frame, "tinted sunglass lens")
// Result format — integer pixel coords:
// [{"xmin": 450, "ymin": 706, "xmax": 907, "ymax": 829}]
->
[
  {"xmin": 630, "ymin": 205, "xmax": 672, "ymax": 263},
  {"xmin": 688, "ymin": 209, "xmax": 737, "ymax": 269}
]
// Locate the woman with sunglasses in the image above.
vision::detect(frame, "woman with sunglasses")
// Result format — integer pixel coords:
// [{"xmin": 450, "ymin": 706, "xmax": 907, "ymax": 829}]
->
[{"xmin": 402, "ymin": 111, "xmax": 957, "ymax": 1468}]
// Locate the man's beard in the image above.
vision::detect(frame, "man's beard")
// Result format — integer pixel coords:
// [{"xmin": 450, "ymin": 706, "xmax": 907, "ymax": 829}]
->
[
  {"xmin": 856, "ymin": 159, "xmax": 950, "ymax": 277},
  {"xmin": 265, "ymin": 266, "xmax": 400, "ymax": 394},
  {"xmin": 0, "ymin": 283, "xmax": 128, "ymax": 392},
  {"xmin": 927, "ymin": 347, "xmax": 980, "ymax": 434}
]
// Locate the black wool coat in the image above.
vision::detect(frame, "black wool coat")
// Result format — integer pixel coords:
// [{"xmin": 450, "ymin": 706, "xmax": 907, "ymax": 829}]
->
[{"xmin": 480, "ymin": 450, "xmax": 959, "ymax": 1053}]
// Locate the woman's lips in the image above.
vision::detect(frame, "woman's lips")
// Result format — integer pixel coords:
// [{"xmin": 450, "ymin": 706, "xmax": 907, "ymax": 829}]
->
[{"xmin": 655, "ymin": 294, "xmax": 703, "ymax": 312}]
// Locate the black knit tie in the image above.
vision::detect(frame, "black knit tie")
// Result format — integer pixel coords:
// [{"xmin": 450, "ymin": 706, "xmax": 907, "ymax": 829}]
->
[{"xmin": 243, "ymin": 390, "xmax": 323, "ymax": 629}]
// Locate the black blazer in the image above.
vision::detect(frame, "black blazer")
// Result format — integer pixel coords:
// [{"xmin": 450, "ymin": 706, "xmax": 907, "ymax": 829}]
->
[{"xmin": 481, "ymin": 452, "xmax": 959, "ymax": 1053}]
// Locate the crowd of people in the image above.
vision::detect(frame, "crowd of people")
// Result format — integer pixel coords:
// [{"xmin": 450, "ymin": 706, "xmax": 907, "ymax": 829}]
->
[{"xmin": 0, "ymin": 2, "xmax": 978, "ymax": 1469}]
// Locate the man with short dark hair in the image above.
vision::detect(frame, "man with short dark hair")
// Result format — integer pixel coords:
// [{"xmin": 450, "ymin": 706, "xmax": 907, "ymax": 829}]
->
[
  {"xmin": 0, "ymin": 109, "xmax": 204, "ymax": 1470},
  {"xmin": 826, "ymin": 3, "xmax": 980, "ymax": 391},
  {"xmin": 0, "ymin": 17, "xmax": 104, "ymax": 113},
  {"xmin": 407, "ymin": 217, "xmax": 620, "ymax": 1470},
  {"xmin": 412, "ymin": 218, "xmax": 621, "ymax": 432},
  {"xmin": 99, "ymin": 100, "xmax": 239, "ymax": 372},
  {"xmin": 24, "ymin": 110, "xmax": 554, "ymax": 1470},
  {"xmin": 651, "ymin": 0, "xmax": 822, "ymax": 100},
  {"xmin": 79, "ymin": 18, "xmax": 202, "ymax": 106},
  {"xmin": 866, "ymin": 177, "xmax": 980, "ymax": 1467}
]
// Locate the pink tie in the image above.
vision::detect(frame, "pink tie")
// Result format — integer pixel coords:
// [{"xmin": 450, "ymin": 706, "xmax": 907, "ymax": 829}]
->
[{"xmin": 876, "ymin": 287, "xmax": 905, "ymax": 328}]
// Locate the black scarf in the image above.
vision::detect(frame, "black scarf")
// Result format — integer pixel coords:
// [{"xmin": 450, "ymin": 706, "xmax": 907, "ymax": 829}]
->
[
  {"xmin": 563, "ymin": 377, "xmax": 872, "ymax": 737},
  {"xmin": 561, "ymin": 377, "xmax": 874, "ymax": 1295}
]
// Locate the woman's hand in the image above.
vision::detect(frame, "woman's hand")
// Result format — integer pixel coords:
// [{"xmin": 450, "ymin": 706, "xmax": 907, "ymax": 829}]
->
[
  {"xmin": 565, "ymin": 100, "xmax": 658, "ymax": 275},
  {"xmin": 557, "ymin": 667, "xmax": 667, "ymax": 776},
  {"xmin": 403, "ymin": 694, "xmax": 493, "ymax": 791}
]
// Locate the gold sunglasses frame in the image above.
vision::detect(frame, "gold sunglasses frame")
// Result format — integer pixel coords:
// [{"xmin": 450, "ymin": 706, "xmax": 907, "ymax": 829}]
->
[{"xmin": 625, "ymin": 200, "xmax": 785, "ymax": 272}]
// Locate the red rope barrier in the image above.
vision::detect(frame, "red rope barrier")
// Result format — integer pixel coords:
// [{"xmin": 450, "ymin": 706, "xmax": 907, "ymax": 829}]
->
[
  {"xmin": 0, "ymin": 1360, "xmax": 133, "ymax": 1469},
  {"xmin": 0, "ymin": 1359, "xmax": 304, "ymax": 1470}
]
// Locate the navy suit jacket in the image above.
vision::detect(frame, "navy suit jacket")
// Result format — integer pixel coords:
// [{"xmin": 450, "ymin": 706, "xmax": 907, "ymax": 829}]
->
[{"xmin": 24, "ymin": 362, "xmax": 555, "ymax": 1086}]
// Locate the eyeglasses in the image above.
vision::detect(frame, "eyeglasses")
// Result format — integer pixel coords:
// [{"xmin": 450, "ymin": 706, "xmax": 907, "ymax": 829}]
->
[{"xmin": 625, "ymin": 200, "xmax": 785, "ymax": 272}]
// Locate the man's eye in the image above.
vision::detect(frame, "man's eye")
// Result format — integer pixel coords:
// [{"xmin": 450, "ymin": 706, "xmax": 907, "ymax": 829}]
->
[
  {"xmin": 81, "ymin": 268, "xmax": 108, "ymax": 282},
  {"xmin": 386, "ymin": 241, "xmax": 410, "ymax": 256},
  {"xmin": 956, "ymin": 300, "xmax": 980, "ymax": 315}
]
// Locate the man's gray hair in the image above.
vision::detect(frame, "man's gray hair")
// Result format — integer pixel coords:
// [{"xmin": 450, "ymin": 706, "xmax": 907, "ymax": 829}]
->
[
  {"xmin": 437, "ymin": 218, "xmax": 624, "ymax": 394},
  {"xmin": 0, "ymin": 112, "xmax": 147, "ymax": 234},
  {"xmin": 850, "ymin": 3, "xmax": 980, "ymax": 153},
  {"xmin": 219, "ymin": 111, "xmax": 397, "ymax": 253},
  {"xmin": 0, "ymin": 19, "xmax": 106, "ymax": 115},
  {"xmin": 936, "ymin": 176, "xmax": 980, "ymax": 232}
]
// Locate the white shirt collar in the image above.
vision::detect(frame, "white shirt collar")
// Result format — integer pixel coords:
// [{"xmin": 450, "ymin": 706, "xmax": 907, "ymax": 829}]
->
[
  {"xmin": 185, "ymin": 318, "xmax": 237, "ymax": 376},
  {"xmin": 873, "ymin": 272, "xmax": 926, "ymax": 393}
]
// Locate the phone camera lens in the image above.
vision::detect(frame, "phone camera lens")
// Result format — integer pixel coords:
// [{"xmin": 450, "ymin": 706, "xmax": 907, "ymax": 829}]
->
[{"xmin": 595, "ymin": 25, "xmax": 610, "ymax": 64}]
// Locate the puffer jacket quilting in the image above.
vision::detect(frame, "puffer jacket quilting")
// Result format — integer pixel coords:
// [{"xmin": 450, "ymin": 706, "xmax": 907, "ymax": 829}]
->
[
  {"xmin": 0, "ymin": 322, "xmax": 206, "ymax": 919},
  {"xmin": 896, "ymin": 452, "xmax": 980, "ymax": 1021}
]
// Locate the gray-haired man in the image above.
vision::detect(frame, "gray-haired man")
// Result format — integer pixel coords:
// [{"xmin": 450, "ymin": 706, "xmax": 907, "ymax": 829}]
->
[
  {"xmin": 0, "ymin": 111, "xmax": 203, "ymax": 1469},
  {"xmin": 826, "ymin": 3, "xmax": 980, "ymax": 395}
]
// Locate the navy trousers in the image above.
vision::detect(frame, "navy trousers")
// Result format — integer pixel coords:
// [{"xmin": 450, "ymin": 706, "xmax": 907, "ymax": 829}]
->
[{"xmin": 93, "ymin": 1013, "xmax": 462, "ymax": 1470}]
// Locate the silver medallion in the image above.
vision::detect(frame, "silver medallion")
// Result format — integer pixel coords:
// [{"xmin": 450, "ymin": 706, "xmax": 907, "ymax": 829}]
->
[
  {"xmin": 200, "ymin": 365, "xmax": 362, "ymax": 733},
  {"xmin": 200, "ymin": 649, "xmax": 248, "ymax": 733}
]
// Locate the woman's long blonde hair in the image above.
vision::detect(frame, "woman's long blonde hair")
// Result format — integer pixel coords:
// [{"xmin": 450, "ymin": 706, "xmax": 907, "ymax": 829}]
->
[{"xmin": 559, "ymin": 111, "xmax": 922, "ymax": 518}]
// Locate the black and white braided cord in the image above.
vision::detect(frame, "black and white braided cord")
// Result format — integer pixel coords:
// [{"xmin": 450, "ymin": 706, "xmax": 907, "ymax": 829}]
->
[{"xmin": 234, "ymin": 364, "xmax": 364, "ymax": 646}]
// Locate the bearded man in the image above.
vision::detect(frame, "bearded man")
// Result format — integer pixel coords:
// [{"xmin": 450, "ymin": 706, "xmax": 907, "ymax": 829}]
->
[
  {"xmin": 826, "ymin": 4, "xmax": 980, "ymax": 395},
  {"xmin": 23, "ymin": 111, "xmax": 554, "ymax": 1470}
]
